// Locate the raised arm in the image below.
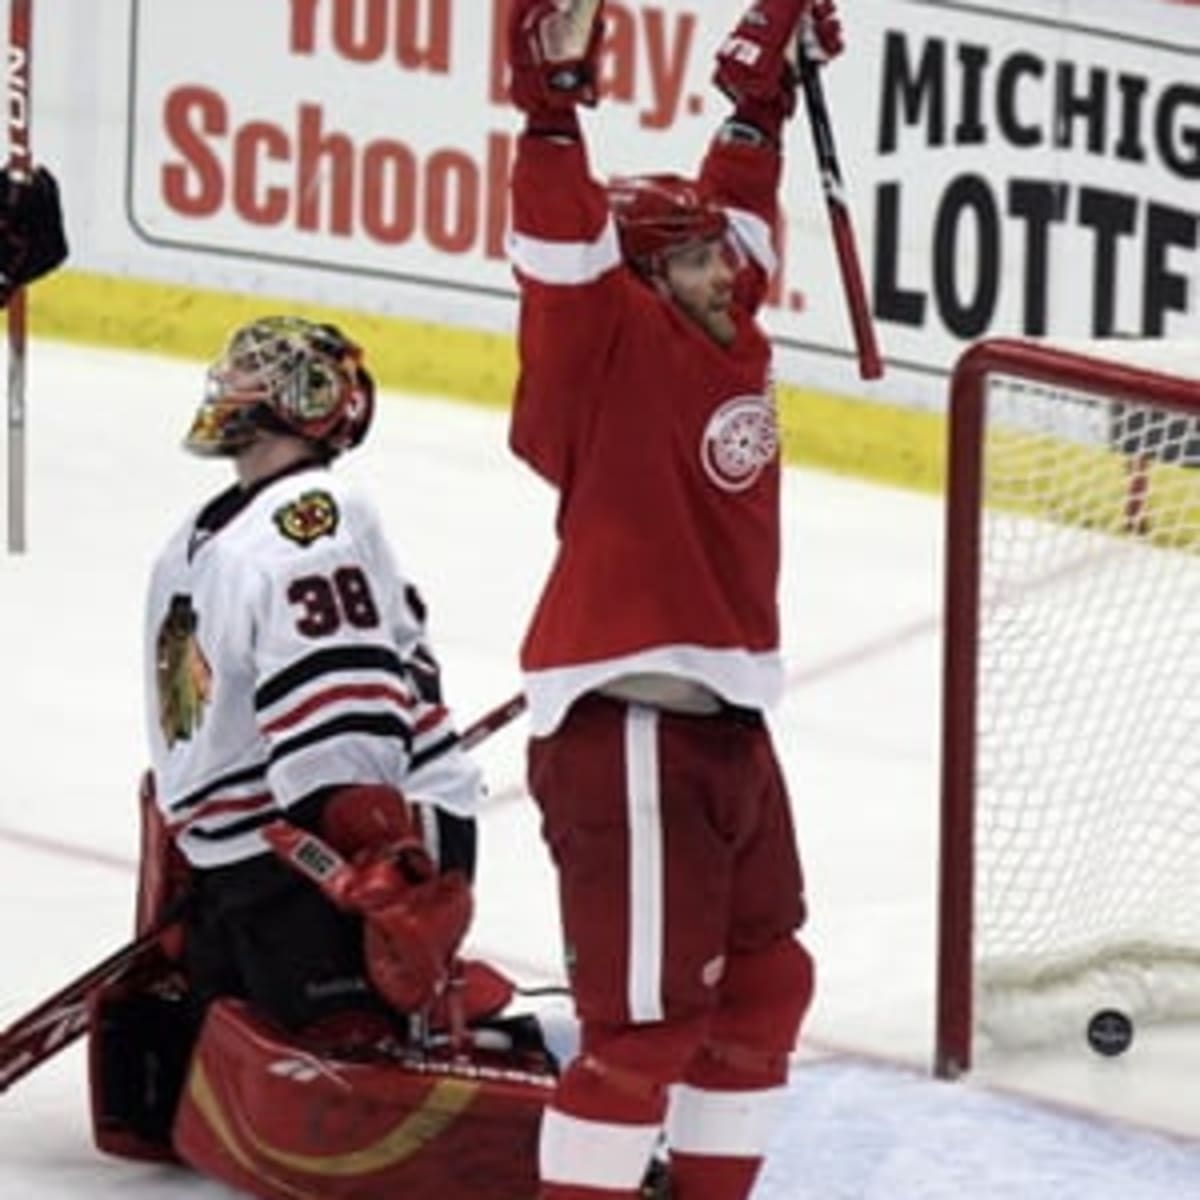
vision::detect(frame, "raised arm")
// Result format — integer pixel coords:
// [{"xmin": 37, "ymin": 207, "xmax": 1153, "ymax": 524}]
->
[
  {"xmin": 712, "ymin": 0, "xmax": 843, "ymax": 153},
  {"xmin": 506, "ymin": 0, "xmax": 618, "ymax": 292},
  {"xmin": 699, "ymin": 0, "xmax": 844, "ymax": 305},
  {"xmin": 505, "ymin": 0, "xmax": 628, "ymax": 483}
]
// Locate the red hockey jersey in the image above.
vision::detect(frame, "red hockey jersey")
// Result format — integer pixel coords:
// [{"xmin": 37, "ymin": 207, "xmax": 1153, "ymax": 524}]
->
[{"xmin": 509, "ymin": 133, "xmax": 787, "ymax": 736}]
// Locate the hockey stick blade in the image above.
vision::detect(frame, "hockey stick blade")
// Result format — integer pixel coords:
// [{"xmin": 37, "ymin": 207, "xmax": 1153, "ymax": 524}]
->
[
  {"xmin": 796, "ymin": 46, "xmax": 884, "ymax": 381},
  {"xmin": 0, "ymin": 691, "xmax": 527, "ymax": 1093}
]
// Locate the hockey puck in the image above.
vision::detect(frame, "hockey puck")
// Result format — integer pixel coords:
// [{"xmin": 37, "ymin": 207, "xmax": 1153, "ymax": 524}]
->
[{"xmin": 1086, "ymin": 1009, "xmax": 1133, "ymax": 1057}]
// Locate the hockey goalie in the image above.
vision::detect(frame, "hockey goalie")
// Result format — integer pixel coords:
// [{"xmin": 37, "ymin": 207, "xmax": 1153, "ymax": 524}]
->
[{"xmin": 84, "ymin": 311, "xmax": 560, "ymax": 1200}]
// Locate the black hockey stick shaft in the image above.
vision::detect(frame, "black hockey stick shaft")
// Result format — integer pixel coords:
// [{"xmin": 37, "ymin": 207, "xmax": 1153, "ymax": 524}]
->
[
  {"xmin": 0, "ymin": 690, "xmax": 528, "ymax": 1093},
  {"xmin": 796, "ymin": 45, "xmax": 884, "ymax": 380}
]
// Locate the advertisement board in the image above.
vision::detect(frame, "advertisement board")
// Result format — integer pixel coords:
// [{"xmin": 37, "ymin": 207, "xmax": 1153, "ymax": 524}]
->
[{"xmin": 26, "ymin": 0, "xmax": 1200, "ymax": 407}]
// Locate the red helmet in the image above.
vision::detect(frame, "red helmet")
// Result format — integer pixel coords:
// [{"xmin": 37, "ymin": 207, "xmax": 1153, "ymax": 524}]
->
[
  {"xmin": 186, "ymin": 317, "xmax": 375, "ymax": 458},
  {"xmin": 606, "ymin": 174, "xmax": 728, "ymax": 274}
]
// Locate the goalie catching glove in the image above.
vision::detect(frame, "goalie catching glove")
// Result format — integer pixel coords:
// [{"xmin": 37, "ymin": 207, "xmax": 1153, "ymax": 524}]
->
[
  {"xmin": 713, "ymin": 0, "xmax": 843, "ymax": 142},
  {"xmin": 263, "ymin": 785, "xmax": 472, "ymax": 1014},
  {"xmin": 508, "ymin": 0, "xmax": 605, "ymax": 116}
]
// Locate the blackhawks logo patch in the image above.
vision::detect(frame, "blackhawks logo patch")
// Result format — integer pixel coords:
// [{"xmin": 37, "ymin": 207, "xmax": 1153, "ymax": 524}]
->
[
  {"xmin": 156, "ymin": 594, "xmax": 213, "ymax": 748},
  {"xmin": 273, "ymin": 490, "xmax": 339, "ymax": 546}
]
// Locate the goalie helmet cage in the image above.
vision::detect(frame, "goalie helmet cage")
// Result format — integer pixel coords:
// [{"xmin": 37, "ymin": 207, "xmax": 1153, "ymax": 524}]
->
[{"xmin": 936, "ymin": 336, "xmax": 1200, "ymax": 1079}]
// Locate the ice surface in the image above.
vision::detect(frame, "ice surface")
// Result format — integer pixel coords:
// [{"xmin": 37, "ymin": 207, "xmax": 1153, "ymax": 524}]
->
[{"xmin": 2, "ymin": 341, "xmax": 1197, "ymax": 1198}]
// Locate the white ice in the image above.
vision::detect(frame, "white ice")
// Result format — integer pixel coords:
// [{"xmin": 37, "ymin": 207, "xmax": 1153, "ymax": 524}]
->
[{"xmin": 1, "ymin": 341, "xmax": 1198, "ymax": 1199}]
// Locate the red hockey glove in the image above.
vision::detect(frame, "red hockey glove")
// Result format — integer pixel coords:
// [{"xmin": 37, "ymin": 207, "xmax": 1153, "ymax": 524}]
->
[
  {"xmin": 318, "ymin": 784, "xmax": 417, "ymax": 858},
  {"xmin": 799, "ymin": 0, "xmax": 844, "ymax": 65},
  {"xmin": 263, "ymin": 815, "xmax": 473, "ymax": 1014},
  {"xmin": 361, "ymin": 867, "xmax": 473, "ymax": 1014},
  {"xmin": 508, "ymin": 0, "xmax": 605, "ymax": 115},
  {"xmin": 0, "ymin": 165, "xmax": 67, "ymax": 307},
  {"xmin": 712, "ymin": 0, "xmax": 807, "ymax": 141}
]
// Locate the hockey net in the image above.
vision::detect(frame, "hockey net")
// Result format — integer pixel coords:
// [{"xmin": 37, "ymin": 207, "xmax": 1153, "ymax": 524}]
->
[{"xmin": 936, "ymin": 337, "xmax": 1200, "ymax": 1076}]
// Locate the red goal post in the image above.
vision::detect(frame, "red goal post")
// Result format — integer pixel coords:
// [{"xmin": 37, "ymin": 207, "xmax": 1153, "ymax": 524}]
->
[{"xmin": 936, "ymin": 336, "xmax": 1200, "ymax": 1079}]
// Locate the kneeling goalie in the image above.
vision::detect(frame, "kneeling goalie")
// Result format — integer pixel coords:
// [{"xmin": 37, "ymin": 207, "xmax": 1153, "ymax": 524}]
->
[{"xmin": 89, "ymin": 314, "xmax": 557, "ymax": 1200}]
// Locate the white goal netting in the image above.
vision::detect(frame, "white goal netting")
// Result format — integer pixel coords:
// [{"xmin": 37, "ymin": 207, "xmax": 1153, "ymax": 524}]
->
[{"xmin": 961, "ymin": 341, "xmax": 1200, "ymax": 1048}]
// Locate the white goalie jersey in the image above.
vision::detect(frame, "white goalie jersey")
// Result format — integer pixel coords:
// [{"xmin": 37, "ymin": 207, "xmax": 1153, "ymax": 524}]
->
[{"xmin": 143, "ymin": 463, "xmax": 482, "ymax": 869}]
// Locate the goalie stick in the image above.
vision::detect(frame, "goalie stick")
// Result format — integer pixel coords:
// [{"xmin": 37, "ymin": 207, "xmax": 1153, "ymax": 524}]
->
[
  {"xmin": 795, "ymin": 36, "xmax": 884, "ymax": 381},
  {"xmin": 0, "ymin": 920, "xmax": 169, "ymax": 1094},
  {"xmin": 6, "ymin": 0, "xmax": 32, "ymax": 552},
  {"xmin": 0, "ymin": 689, "xmax": 527, "ymax": 1094},
  {"xmin": 460, "ymin": 689, "xmax": 526, "ymax": 751}
]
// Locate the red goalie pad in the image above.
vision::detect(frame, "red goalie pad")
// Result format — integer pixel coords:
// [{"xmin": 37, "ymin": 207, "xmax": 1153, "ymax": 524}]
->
[
  {"xmin": 136, "ymin": 769, "xmax": 190, "ymax": 958},
  {"xmin": 172, "ymin": 998, "xmax": 556, "ymax": 1200},
  {"xmin": 87, "ymin": 959, "xmax": 191, "ymax": 1163}
]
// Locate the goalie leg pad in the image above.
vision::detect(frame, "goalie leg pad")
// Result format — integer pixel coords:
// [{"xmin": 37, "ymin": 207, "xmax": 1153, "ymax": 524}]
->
[
  {"xmin": 172, "ymin": 997, "xmax": 556, "ymax": 1200},
  {"xmin": 87, "ymin": 971, "xmax": 193, "ymax": 1162},
  {"xmin": 136, "ymin": 769, "xmax": 192, "ymax": 958}
]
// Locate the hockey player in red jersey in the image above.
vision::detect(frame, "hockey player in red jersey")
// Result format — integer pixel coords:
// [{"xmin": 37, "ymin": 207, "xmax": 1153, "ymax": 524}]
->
[
  {"xmin": 87, "ymin": 316, "xmax": 556, "ymax": 1198},
  {"xmin": 506, "ymin": 1, "xmax": 843, "ymax": 1196}
]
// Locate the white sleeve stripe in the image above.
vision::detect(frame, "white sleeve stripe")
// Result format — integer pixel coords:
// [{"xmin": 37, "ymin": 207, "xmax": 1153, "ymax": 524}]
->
[
  {"xmin": 539, "ymin": 1109, "xmax": 662, "ymax": 1189},
  {"xmin": 666, "ymin": 1083, "xmax": 788, "ymax": 1157},
  {"xmin": 507, "ymin": 217, "xmax": 622, "ymax": 285},
  {"xmin": 625, "ymin": 705, "xmax": 665, "ymax": 1022},
  {"xmin": 402, "ymin": 752, "xmax": 483, "ymax": 818},
  {"xmin": 725, "ymin": 206, "xmax": 778, "ymax": 277}
]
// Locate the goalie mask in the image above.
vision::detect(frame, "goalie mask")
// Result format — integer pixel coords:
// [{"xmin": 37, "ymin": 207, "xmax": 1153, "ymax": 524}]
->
[
  {"xmin": 606, "ymin": 174, "xmax": 729, "ymax": 278},
  {"xmin": 185, "ymin": 317, "xmax": 375, "ymax": 458}
]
